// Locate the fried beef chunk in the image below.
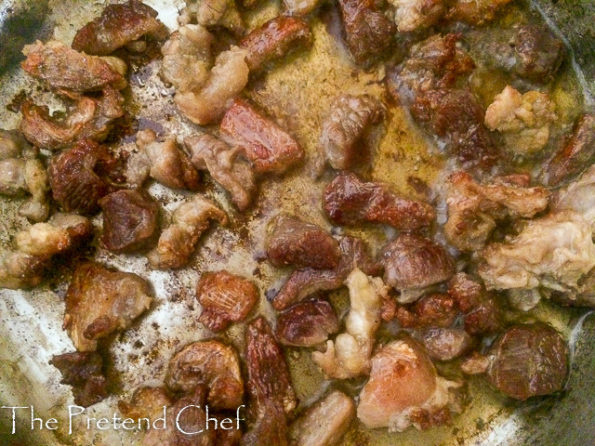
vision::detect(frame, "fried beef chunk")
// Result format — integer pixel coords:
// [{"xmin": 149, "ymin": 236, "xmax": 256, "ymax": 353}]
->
[
  {"xmin": 479, "ymin": 211, "xmax": 595, "ymax": 294},
  {"xmin": 166, "ymin": 340, "xmax": 244, "ymax": 409},
  {"xmin": 22, "ymin": 40, "xmax": 127, "ymax": 92},
  {"xmin": 485, "ymin": 86, "xmax": 556, "ymax": 155},
  {"xmin": 175, "ymin": 47, "xmax": 250, "ymax": 125},
  {"xmin": 265, "ymin": 215, "xmax": 341, "ymax": 269},
  {"xmin": 312, "ymin": 269, "xmax": 387, "ymax": 379},
  {"xmin": 220, "ymin": 98, "xmax": 304, "ymax": 174},
  {"xmin": 357, "ymin": 338, "xmax": 461, "ymax": 432},
  {"xmin": 289, "ymin": 391, "xmax": 355, "ymax": 446},
  {"xmin": 72, "ymin": 0, "xmax": 168, "ymax": 56},
  {"xmin": 271, "ymin": 235, "xmax": 382, "ymax": 310},
  {"xmin": 64, "ymin": 262, "xmax": 153, "ymax": 352},
  {"xmin": 184, "ymin": 133, "xmax": 256, "ymax": 211},
  {"xmin": 118, "ymin": 386, "xmax": 173, "ymax": 421},
  {"xmin": 179, "ymin": 0, "xmax": 245, "ymax": 35},
  {"xmin": 239, "ymin": 16, "xmax": 313, "ymax": 72},
  {"xmin": 446, "ymin": 0, "xmax": 513, "ymax": 25},
  {"xmin": 487, "ymin": 324, "xmax": 568, "ymax": 400},
  {"xmin": 48, "ymin": 139, "xmax": 115, "ymax": 214},
  {"xmin": 318, "ymin": 94, "xmax": 385, "ymax": 173},
  {"xmin": 196, "ymin": 271, "xmax": 259, "ymax": 332},
  {"xmin": 134, "ymin": 129, "xmax": 201, "ymax": 191},
  {"xmin": 276, "ymin": 299, "xmax": 340, "ymax": 347},
  {"xmin": 147, "ymin": 194, "xmax": 227, "ymax": 269},
  {"xmin": 337, "ymin": 0, "xmax": 397, "ymax": 65},
  {"xmin": 395, "ymin": 293, "xmax": 458, "ymax": 328},
  {"xmin": 50, "ymin": 351, "xmax": 108, "ymax": 407},
  {"xmin": 512, "ymin": 25, "xmax": 565, "ymax": 83},
  {"xmin": 541, "ymin": 114, "xmax": 595, "ymax": 186},
  {"xmin": 242, "ymin": 317, "xmax": 297, "ymax": 446},
  {"xmin": 417, "ymin": 327, "xmax": 474, "ymax": 361},
  {"xmin": 382, "ymin": 234, "xmax": 455, "ymax": 303},
  {"xmin": 21, "ymin": 88, "xmax": 125, "ymax": 151},
  {"xmin": 323, "ymin": 172, "xmax": 435, "ymax": 230},
  {"xmin": 99, "ymin": 189, "xmax": 160, "ymax": 253},
  {"xmin": 445, "ymin": 171, "xmax": 550, "ymax": 251},
  {"xmin": 387, "ymin": 0, "xmax": 445, "ymax": 32}
]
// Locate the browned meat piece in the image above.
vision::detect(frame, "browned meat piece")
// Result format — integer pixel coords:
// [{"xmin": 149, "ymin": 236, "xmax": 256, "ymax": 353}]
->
[
  {"xmin": 382, "ymin": 234, "xmax": 455, "ymax": 303},
  {"xmin": 318, "ymin": 94, "xmax": 385, "ymax": 172},
  {"xmin": 446, "ymin": 0, "xmax": 513, "ymax": 25},
  {"xmin": 337, "ymin": 0, "xmax": 397, "ymax": 65},
  {"xmin": 460, "ymin": 352, "xmax": 490, "ymax": 375},
  {"xmin": 135, "ymin": 129, "xmax": 201, "ymax": 191},
  {"xmin": 48, "ymin": 139, "xmax": 115, "ymax": 214},
  {"xmin": 542, "ymin": 114, "xmax": 595, "ymax": 186},
  {"xmin": 64, "ymin": 262, "xmax": 153, "ymax": 351},
  {"xmin": 175, "ymin": 47, "xmax": 250, "ymax": 126},
  {"xmin": 323, "ymin": 172, "xmax": 435, "ymax": 230},
  {"xmin": 147, "ymin": 195, "xmax": 227, "ymax": 269},
  {"xmin": 395, "ymin": 293, "xmax": 458, "ymax": 328},
  {"xmin": 512, "ymin": 25, "xmax": 565, "ymax": 82},
  {"xmin": 21, "ymin": 88, "xmax": 124, "ymax": 150},
  {"xmin": 179, "ymin": 0, "xmax": 245, "ymax": 35},
  {"xmin": 387, "ymin": 0, "xmax": 445, "ymax": 32},
  {"xmin": 99, "ymin": 190, "xmax": 160, "ymax": 253},
  {"xmin": 445, "ymin": 171, "xmax": 550, "ymax": 251},
  {"xmin": 166, "ymin": 340, "xmax": 244, "ymax": 409},
  {"xmin": 50, "ymin": 351, "xmax": 108, "ymax": 407},
  {"xmin": 184, "ymin": 133, "xmax": 255, "ymax": 211},
  {"xmin": 242, "ymin": 317, "xmax": 297, "ymax": 446},
  {"xmin": 266, "ymin": 215, "xmax": 341, "ymax": 269},
  {"xmin": 0, "ymin": 250, "xmax": 46, "ymax": 290},
  {"xmin": 118, "ymin": 387, "xmax": 172, "ymax": 420},
  {"xmin": 357, "ymin": 338, "xmax": 461, "ymax": 432},
  {"xmin": 447, "ymin": 273, "xmax": 482, "ymax": 312},
  {"xmin": 289, "ymin": 391, "xmax": 355, "ymax": 446},
  {"xmin": 276, "ymin": 299, "xmax": 339, "ymax": 347},
  {"xmin": 196, "ymin": 271, "xmax": 259, "ymax": 332},
  {"xmin": 22, "ymin": 40, "xmax": 127, "ymax": 92},
  {"xmin": 220, "ymin": 98, "xmax": 304, "ymax": 174},
  {"xmin": 72, "ymin": 0, "xmax": 168, "ymax": 56},
  {"xmin": 239, "ymin": 16, "xmax": 312, "ymax": 72},
  {"xmin": 487, "ymin": 324, "xmax": 568, "ymax": 400},
  {"xmin": 411, "ymin": 88, "xmax": 499, "ymax": 171},
  {"xmin": 272, "ymin": 235, "xmax": 382, "ymax": 310},
  {"xmin": 283, "ymin": 0, "xmax": 322, "ymax": 15},
  {"xmin": 418, "ymin": 327, "xmax": 473, "ymax": 361}
]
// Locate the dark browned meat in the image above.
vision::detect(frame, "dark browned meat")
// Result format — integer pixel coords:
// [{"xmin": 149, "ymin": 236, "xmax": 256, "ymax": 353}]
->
[
  {"xmin": 513, "ymin": 25, "xmax": 565, "ymax": 82},
  {"xmin": 272, "ymin": 235, "xmax": 382, "ymax": 310},
  {"xmin": 239, "ymin": 16, "xmax": 313, "ymax": 72},
  {"xmin": 276, "ymin": 299, "xmax": 339, "ymax": 347},
  {"xmin": 542, "ymin": 114, "xmax": 595, "ymax": 186},
  {"xmin": 323, "ymin": 172, "xmax": 435, "ymax": 230},
  {"xmin": 166, "ymin": 340, "xmax": 244, "ymax": 409},
  {"xmin": 48, "ymin": 139, "xmax": 115, "ymax": 214},
  {"xmin": 381, "ymin": 234, "xmax": 455, "ymax": 302},
  {"xmin": 72, "ymin": 0, "xmax": 168, "ymax": 55},
  {"xmin": 487, "ymin": 324, "xmax": 568, "ymax": 400},
  {"xmin": 184, "ymin": 133, "xmax": 256, "ymax": 211},
  {"xmin": 99, "ymin": 189, "xmax": 160, "ymax": 253},
  {"xmin": 20, "ymin": 88, "xmax": 124, "ymax": 150},
  {"xmin": 337, "ymin": 0, "xmax": 397, "ymax": 65},
  {"xmin": 395, "ymin": 293, "xmax": 458, "ymax": 328},
  {"xmin": 22, "ymin": 40, "xmax": 127, "ymax": 92},
  {"xmin": 50, "ymin": 351, "xmax": 108, "ymax": 407},
  {"xmin": 242, "ymin": 317, "xmax": 296, "ymax": 446},
  {"xmin": 220, "ymin": 98, "xmax": 304, "ymax": 174},
  {"xmin": 118, "ymin": 387, "xmax": 172, "ymax": 420},
  {"xmin": 64, "ymin": 262, "xmax": 153, "ymax": 352},
  {"xmin": 196, "ymin": 271, "xmax": 259, "ymax": 332},
  {"xmin": 318, "ymin": 94, "xmax": 385, "ymax": 172},
  {"xmin": 447, "ymin": 273, "xmax": 482, "ymax": 312},
  {"xmin": 266, "ymin": 215, "xmax": 341, "ymax": 269},
  {"xmin": 418, "ymin": 327, "xmax": 474, "ymax": 361}
]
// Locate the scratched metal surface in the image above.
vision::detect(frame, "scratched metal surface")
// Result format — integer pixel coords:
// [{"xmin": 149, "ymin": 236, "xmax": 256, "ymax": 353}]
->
[{"xmin": 0, "ymin": 0, "xmax": 593, "ymax": 445}]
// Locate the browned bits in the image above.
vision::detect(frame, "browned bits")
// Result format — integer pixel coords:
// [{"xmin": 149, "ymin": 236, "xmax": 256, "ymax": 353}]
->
[
  {"xmin": 50, "ymin": 351, "xmax": 108, "ymax": 407},
  {"xmin": 418, "ymin": 327, "xmax": 474, "ymax": 361},
  {"xmin": 196, "ymin": 271, "xmax": 258, "ymax": 332},
  {"xmin": 276, "ymin": 299, "xmax": 339, "ymax": 347},
  {"xmin": 239, "ymin": 15, "xmax": 312, "ymax": 72},
  {"xmin": 72, "ymin": 0, "xmax": 168, "ymax": 55},
  {"xmin": 265, "ymin": 215, "xmax": 341, "ymax": 270},
  {"xmin": 118, "ymin": 386, "xmax": 172, "ymax": 420},
  {"xmin": 99, "ymin": 189, "xmax": 159, "ymax": 253},
  {"xmin": 323, "ymin": 172, "xmax": 436, "ymax": 230},
  {"xmin": 165, "ymin": 340, "xmax": 244, "ymax": 409},
  {"xmin": 220, "ymin": 98, "xmax": 304, "ymax": 174},
  {"xmin": 395, "ymin": 293, "xmax": 458, "ymax": 328}
]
